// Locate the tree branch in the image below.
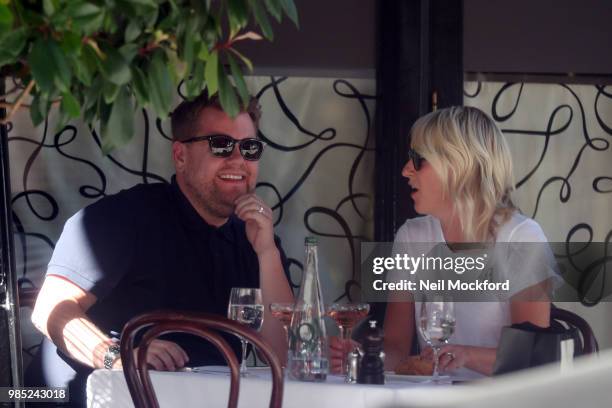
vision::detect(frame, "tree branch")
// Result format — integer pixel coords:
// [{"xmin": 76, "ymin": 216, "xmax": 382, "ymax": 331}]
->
[{"xmin": 0, "ymin": 80, "xmax": 35, "ymax": 125}]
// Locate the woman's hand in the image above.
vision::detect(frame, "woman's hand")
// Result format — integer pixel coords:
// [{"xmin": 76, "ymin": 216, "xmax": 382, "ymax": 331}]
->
[
  {"xmin": 421, "ymin": 344, "xmax": 496, "ymax": 375},
  {"xmin": 421, "ymin": 344, "xmax": 471, "ymax": 373},
  {"xmin": 329, "ymin": 336, "xmax": 359, "ymax": 374}
]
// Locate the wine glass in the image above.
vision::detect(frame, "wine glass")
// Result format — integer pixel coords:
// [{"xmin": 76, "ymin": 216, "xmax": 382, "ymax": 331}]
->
[
  {"xmin": 227, "ymin": 288, "xmax": 264, "ymax": 377},
  {"xmin": 327, "ymin": 303, "xmax": 370, "ymax": 375},
  {"xmin": 269, "ymin": 303, "xmax": 294, "ymax": 345},
  {"xmin": 419, "ymin": 299, "xmax": 455, "ymax": 383}
]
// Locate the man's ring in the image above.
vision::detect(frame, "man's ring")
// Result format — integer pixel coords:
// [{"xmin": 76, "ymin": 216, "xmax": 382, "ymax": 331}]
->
[
  {"xmin": 444, "ymin": 352, "xmax": 456, "ymax": 360},
  {"xmin": 258, "ymin": 206, "xmax": 264, "ymax": 214}
]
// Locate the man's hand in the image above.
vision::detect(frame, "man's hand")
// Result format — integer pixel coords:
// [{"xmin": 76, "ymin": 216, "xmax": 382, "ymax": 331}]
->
[
  {"xmin": 115, "ymin": 340, "xmax": 189, "ymax": 371},
  {"xmin": 234, "ymin": 193, "xmax": 276, "ymax": 256}
]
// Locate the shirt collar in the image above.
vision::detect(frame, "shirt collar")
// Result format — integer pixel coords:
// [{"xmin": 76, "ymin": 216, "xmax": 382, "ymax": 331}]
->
[{"xmin": 170, "ymin": 175, "xmax": 237, "ymax": 242}]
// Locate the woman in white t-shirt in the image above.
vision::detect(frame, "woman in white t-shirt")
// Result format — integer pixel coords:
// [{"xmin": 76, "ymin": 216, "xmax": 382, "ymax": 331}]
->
[{"xmin": 383, "ymin": 106, "xmax": 552, "ymax": 378}]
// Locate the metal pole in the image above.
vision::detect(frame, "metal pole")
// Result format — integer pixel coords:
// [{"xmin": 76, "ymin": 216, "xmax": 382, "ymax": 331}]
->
[{"xmin": 0, "ymin": 77, "xmax": 24, "ymax": 407}]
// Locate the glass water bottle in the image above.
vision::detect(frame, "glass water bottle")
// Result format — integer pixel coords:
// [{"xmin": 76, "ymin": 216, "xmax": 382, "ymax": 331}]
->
[{"xmin": 287, "ymin": 237, "xmax": 329, "ymax": 381}]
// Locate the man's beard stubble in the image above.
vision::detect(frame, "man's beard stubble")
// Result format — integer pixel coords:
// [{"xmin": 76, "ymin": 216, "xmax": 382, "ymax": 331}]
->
[{"xmin": 186, "ymin": 176, "xmax": 253, "ymax": 220}]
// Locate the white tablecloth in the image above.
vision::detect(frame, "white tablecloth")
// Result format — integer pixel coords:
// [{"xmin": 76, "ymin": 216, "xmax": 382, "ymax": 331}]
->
[{"xmin": 87, "ymin": 350, "xmax": 612, "ymax": 408}]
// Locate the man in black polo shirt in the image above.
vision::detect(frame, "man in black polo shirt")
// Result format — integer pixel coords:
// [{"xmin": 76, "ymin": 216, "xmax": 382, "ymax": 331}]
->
[{"xmin": 28, "ymin": 91, "xmax": 293, "ymax": 406}]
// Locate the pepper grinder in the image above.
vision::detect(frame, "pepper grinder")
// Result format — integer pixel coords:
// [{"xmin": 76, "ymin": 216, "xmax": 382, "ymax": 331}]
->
[{"xmin": 357, "ymin": 320, "xmax": 385, "ymax": 385}]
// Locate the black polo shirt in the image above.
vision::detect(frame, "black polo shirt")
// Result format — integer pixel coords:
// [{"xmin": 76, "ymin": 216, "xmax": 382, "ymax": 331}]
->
[{"xmin": 28, "ymin": 176, "xmax": 288, "ymax": 405}]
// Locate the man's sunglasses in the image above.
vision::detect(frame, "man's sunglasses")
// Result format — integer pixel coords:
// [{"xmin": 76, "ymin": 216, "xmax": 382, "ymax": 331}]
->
[
  {"xmin": 181, "ymin": 134, "xmax": 266, "ymax": 161},
  {"xmin": 407, "ymin": 148, "xmax": 426, "ymax": 171}
]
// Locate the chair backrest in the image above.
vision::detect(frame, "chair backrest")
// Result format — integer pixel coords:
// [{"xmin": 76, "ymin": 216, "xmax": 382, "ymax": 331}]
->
[
  {"xmin": 551, "ymin": 305, "xmax": 599, "ymax": 355},
  {"xmin": 120, "ymin": 311, "xmax": 284, "ymax": 408},
  {"xmin": 18, "ymin": 286, "xmax": 39, "ymax": 308}
]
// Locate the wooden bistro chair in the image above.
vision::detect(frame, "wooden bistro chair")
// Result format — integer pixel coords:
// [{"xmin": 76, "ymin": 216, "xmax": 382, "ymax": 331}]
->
[{"xmin": 120, "ymin": 311, "xmax": 284, "ymax": 408}]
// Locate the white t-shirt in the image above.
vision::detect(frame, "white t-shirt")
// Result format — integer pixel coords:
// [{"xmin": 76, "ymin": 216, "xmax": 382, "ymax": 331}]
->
[{"xmin": 392, "ymin": 212, "xmax": 552, "ymax": 378}]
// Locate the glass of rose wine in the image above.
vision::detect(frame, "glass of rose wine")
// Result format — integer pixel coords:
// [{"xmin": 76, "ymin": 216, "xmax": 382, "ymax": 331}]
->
[
  {"xmin": 327, "ymin": 303, "xmax": 370, "ymax": 375},
  {"xmin": 269, "ymin": 303, "xmax": 295, "ymax": 345}
]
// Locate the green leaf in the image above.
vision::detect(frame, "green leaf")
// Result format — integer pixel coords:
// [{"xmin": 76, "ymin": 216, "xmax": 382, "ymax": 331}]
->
[
  {"xmin": 264, "ymin": 0, "xmax": 282, "ymax": 22},
  {"xmin": 197, "ymin": 44, "xmax": 210, "ymax": 62},
  {"xmin": 0, "ymin": 4, "xmax": 13, "ymax": 32},
  {"xmin": 29, "ymin": 38, "xmax": 71, "ymax": 94},
  {"xmin": 125, "ymin": 0, "xmax": 157, "ymax": 8},
  {"xmin": 74, "ymin": 45, "xmax": 99, "ymax": 86},
  {"xmin": 165, "ymin": 48, "xmax": 185, "ymax": 85},
  {"xmin": 42, "ymin": 0, "xmax": 58, "ymax": 17},
  {"xmin": 102, "ymin": 81, "xmax": 120, "ymax": 104},
  {"xmin": 98, "ymin": 47, "xmax": 132, "ymax": 85},
  {"xmin": 101, "ymin": 86, "xmax": 134, "ymax": 153},
  {"xmin": 30, "ymin": 92, "xmax": 50, "ymax": 127},
  {"xmin": 124, "ymin": 20, "xmax": 142, "ymax": 43},
  {"xmin": 202, "ymin": 15, "xmax": 219, "ymax": 48},
  {"xmin": 218, "ymin": 69, "xmax": 239, "ymax": 117},
  {"xmin": 49, "ymin": 9, "xmax": 69, "ymax": 27},
  {"xmin": 0, "ymin": 27, "xmax": 27, "ymax": 67},
  {"xmin": 182, "ymin": 17, "xmax": 200, "ymax": 72},
  {"xmin": 28, "ymin": 41, "xmax": 53, "ymax": 92},
  {"xmin": 118, "ymin": 43, "xmax": 140, "ymax": 63},
  {"xmin": 74, "ymin": 58, "xmax": 93, "ymax": 86},
  {"xmin": 229, "ymin": 47, "xmax": 253, "ymax": 72},
  {"xmin": 67, "ymin": 3, "xmax": 105, "ymax": 35},
  {"xmin": 280, "ymin": 0, "xmax": 299, "ymax": 27},
  {"xmin": 131, "ymin": 66, "xmax": 149, "ymax": 107},
  {"xmin": 251, "ymin": 0, "xmax": 273, "ymax": 40},
  {"xmin": 148, "ymin": 51, "xmax": 174, "ymax": 118},
  {"xmin": 228, "ymin": 0, "xmax": 248, "ymax": 36},
  {"xmin": 204, "ymin": 50, "xmax": 219, "ymax": 95},
  {"xmin": 61, "ymin": 31, "xmax": 82, "ymax": 56},
  {"xmin": 227, "ymin": 54, "xmax": 249, "ymax": 107},
  {"xmin": 82, "ymin": 79, "xmax": 102, "ymax": 124},
  {"xmin": 143, "ymin": 7, "xmax": 159, "ymax": 29},
  {"xmin": 101, "ymin": 9, "xmax": 117, "ymax": 33},
  {"xmin": 61, "ymin": 91, "xmax": 81, "ymax": 118},
  {"xmin": 185, "ymin": 59, "xmax": 205, "ymax": 99}
]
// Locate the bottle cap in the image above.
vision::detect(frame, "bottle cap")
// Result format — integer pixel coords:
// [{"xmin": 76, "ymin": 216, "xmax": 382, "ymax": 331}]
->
[{"xmin": 305, "ymin": 236, "xmax": 318, "ymax": 245}]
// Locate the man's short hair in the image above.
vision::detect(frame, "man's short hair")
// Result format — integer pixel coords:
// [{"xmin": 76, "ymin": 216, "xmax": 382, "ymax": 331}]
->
[{"xmin": 171, "ymin": 90, "xmax": 261, "ymax": 142}]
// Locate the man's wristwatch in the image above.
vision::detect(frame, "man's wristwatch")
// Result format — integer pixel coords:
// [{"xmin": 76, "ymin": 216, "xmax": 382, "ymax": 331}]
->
[{"xmin": 103, "ymin": 342, "xmax": 121, "ymax": 369}]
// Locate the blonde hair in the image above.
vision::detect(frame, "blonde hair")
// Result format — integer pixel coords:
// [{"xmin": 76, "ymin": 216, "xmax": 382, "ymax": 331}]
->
[{"xmin": 410, "ymin": 106, "xmax": 516, "ymax": 241}]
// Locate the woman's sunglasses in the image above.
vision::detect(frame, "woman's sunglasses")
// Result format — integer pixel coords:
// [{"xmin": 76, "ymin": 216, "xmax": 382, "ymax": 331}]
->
[
  {"xmin": 407, "ymin": 148, "xmax": 426, "ymax": 171},
  {"xmin": 181, "ymin": 134, "xmax": 266, "ymax": 161}
]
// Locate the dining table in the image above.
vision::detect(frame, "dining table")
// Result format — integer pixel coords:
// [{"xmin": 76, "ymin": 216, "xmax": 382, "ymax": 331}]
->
[{"xmin": 87, "ymin": 349, "xmax": 612, "ymax": 408}]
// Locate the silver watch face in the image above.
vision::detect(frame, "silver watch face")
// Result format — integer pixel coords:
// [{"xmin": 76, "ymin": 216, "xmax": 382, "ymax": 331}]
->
[{"xmin": 104, "ymin": 344, "xmax": 120, "ymax": 369}]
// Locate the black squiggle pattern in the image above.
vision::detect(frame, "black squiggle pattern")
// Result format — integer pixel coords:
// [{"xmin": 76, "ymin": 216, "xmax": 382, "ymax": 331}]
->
[
  {"xmin": 464, "ymin": 82, "xmax": 612, "ymax": 306},
  {"xmin": 594, "ymin": 85, "xmax": 612, "ymax": 136},
  {"xmin": 563, "ymin": 225, "xmax": 611, "ymax": 306},
  {"xmin": 304, "ymin": 207, "xmax": 357, "ymax": 288},
  {"xmin": 333, "ymin": 80, "xmax": 375, "ymax": 220},
  {"xmin": 492, "ymin": 83, "xmax": 524, "ymax": 122},
  {"xmin": 593, "ymin": 177, "xmax": 612, "ymax": 193},
  {"xmin": 506, "ymin": 105, "xmax": 573, "ymax": 188},
  {"xmin": 463, "ymin": 81, "xmax": 482, "ymax": 98},
  {"xmin": 54, "ymin": 126, "xmax": 108, "ymax": 199},
  {"xmin": 255, "ymin": 181, "xmax": 284, "ymax": 226},
  {"xmin": 89, "ymin": 128, "xmax": 167, "ymax": 186},
  {"xmin": 270, "ymin": 142, "xmax": 374, "ymax": 210}
]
